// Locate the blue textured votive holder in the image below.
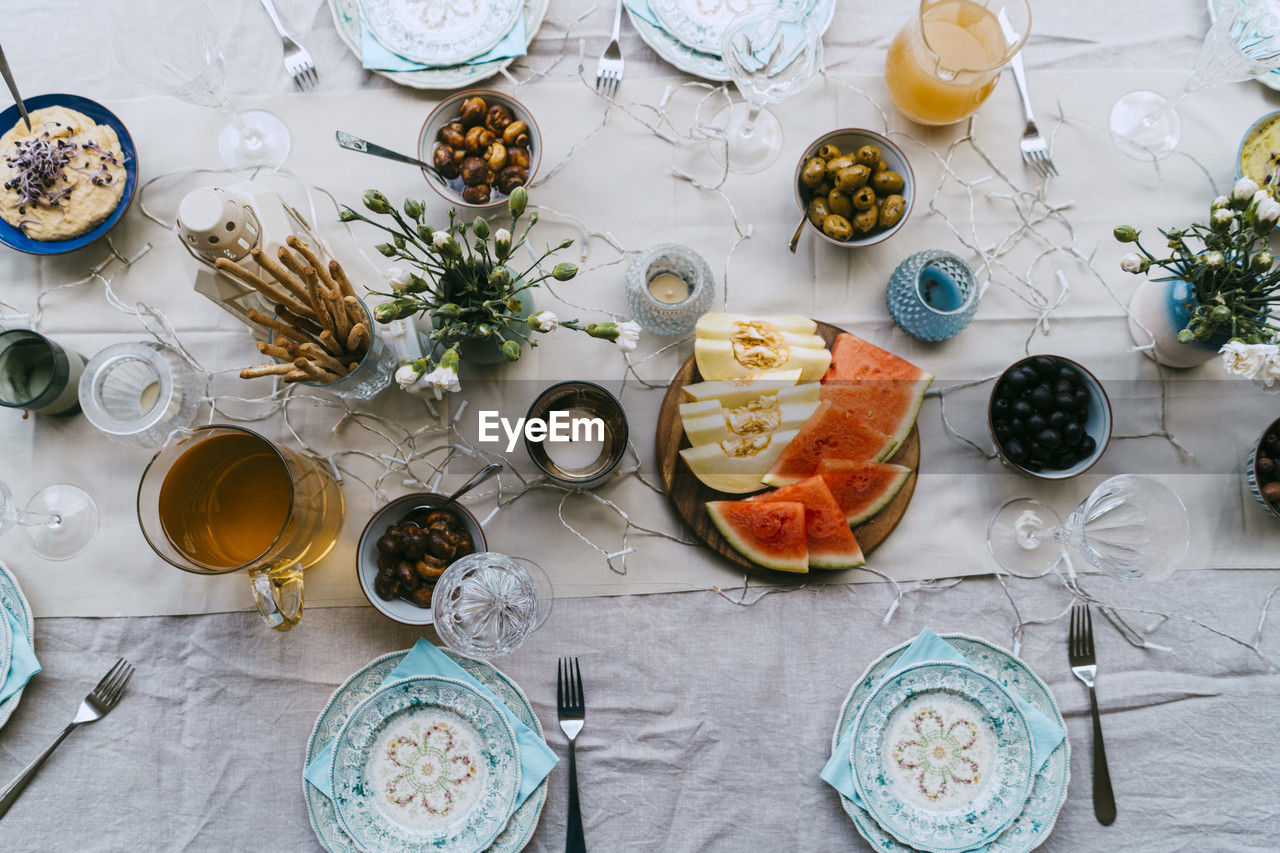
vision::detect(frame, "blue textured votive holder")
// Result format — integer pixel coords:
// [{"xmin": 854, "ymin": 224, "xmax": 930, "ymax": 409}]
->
[{"xmin": 887, "ymin": 250, "xmax": 980, "ymax": 342}]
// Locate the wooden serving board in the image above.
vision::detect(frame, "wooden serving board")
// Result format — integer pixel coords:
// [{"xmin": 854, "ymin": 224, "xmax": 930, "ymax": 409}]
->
[{"xmin": 655, "ymin": 321, "xmax": 919, "ymax": 575}]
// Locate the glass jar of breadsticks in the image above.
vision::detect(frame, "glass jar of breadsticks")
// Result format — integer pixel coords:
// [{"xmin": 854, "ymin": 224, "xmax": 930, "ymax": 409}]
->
[{"xmin": 216, "ymin": 235, "xmax": 394, "ymax": 399}]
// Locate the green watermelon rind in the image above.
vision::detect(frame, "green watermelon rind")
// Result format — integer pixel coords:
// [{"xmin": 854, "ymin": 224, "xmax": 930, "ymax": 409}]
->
[
  {"xmin": 707, "ymin": 500, "xmax": 809, "ymax": 573},
  {"xmin": 748, "ymin": 476, "xmax": 866, "ymax": 570},
  {"xmin": 818, "ymin": 461, "xmax": 913, "ymax": 527}
]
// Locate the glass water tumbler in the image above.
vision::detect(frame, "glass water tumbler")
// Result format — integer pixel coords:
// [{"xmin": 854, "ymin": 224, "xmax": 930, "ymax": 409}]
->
[
  {"xmin": 886, "ymin": 250, "xmax": 980, "ymax": 342},
  {"xmin": 0, "ymin": 329, "xmax": 87, "ymax": 415},
  {"xmin": 623, "ymin": 244, "xmax": 716, "ymax": 337},
  {"xmin": 79, "ymin": 342, "xmax": 202, "ymax": 448}
]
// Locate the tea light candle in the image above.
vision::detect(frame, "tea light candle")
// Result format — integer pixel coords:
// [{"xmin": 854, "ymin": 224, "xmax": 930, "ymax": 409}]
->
[
  {"xmin": 623, "ymin": 244, "xmax": 716, "ymax": 337},
  {"xmin": 544, "ymin": 407, "xmax": 606, "ymax": 470},
  {"xmin": 524, "ymin": 382, "xmax": 628, "ymax": 490},
  {"xmin": 648, "ymin": 273, "xmax": 690, "ymax": 304}
]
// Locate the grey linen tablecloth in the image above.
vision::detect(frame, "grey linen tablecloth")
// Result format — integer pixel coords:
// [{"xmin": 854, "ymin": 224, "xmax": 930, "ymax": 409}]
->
[{"xmin": 1, "ymin": 1, "xmax": 1279, "ymax": 850}]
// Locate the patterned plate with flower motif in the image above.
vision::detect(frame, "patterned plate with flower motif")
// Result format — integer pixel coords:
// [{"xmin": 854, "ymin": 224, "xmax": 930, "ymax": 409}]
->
[
  {"xmin": 850, "ymin": 661, "xmax": 1034, "ymax": 853},
  {"xmin": 358, "ymin": 0, "xmax": 525, "ymax": 67},
  {"xmin": 0, "ymin": 560, "xmax": 33, "ymax": 731},
  {"xmin": 833, "ymin": 635, "xmax": 1069, "ymax": 853},
  {"xmin": 331, "ymin": 675, "xmax": 521, "ymax": 853},
  {"xmin": 647, "ymin": 0, "xmax": 816, "ymax": 55}
]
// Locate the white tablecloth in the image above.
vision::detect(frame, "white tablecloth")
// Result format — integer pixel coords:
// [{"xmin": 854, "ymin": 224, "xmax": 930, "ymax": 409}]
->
[{"xmin": 0, "ymin": 1, "xmax": 1277, "ymax": 850}]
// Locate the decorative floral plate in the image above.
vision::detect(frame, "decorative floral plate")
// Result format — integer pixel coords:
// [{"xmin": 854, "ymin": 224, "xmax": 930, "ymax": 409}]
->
[
  {"xmin": 357, "ymin": 0, "xmax": 525, "ymax": 67},
  {"xmin": 646, "ymin": 0, "xmax": 755, "ymax": 55},
  {"xmin": 833, "ymin": 636, "xmax": 1069, "ymax": 853},
  {"xmin": 330, "ymin": 674, "xmax": 521, "ymax": 852},
  {"xmin": 850, "ymin": 661, "xmax": 1034, "ymax": 853},
  {"xmin": 0, "ymin": 560, "xmax": 33, "ymax": 731},
  {"xmin": 329, "ymin": 0, "xmax": 548, "ymax": 90},
  {"xmin": 304, "ymin": 650, "xmax": 547, "ymax": 853}
]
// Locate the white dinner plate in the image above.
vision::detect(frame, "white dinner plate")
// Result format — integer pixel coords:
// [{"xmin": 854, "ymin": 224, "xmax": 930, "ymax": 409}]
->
[{"xmin": 358, "ymin": 0, "xmax": 526, "ymax": 67}]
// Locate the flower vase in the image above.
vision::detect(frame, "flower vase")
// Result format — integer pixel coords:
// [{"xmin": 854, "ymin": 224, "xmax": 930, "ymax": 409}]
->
[
  {"xmin": 1127, "ymin": 279, "xmax": 1225, "ymax": 368},
  {"xmin": 457, "ymin": 291, "xmax": 536, "ymax": 365}
]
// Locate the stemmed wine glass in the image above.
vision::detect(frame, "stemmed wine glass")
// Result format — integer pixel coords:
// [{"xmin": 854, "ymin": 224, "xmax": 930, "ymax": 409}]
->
[
  {"xmin": 112, "ymin": 0, "xmax": 291, "ymax": 169},
  {"xmin": 987, "ymin": 474, "xmax": 1191, "ymax": 580},
  {"xmin": 707, "ymin": 3, "xmax": 824, "ymax": 174},
  {"xmin": 431, "ymin": 553, "xmax": 553, "ymax": 659},
  {"xmin": 1110, "ymin": 0, "xmax": 1280, "ymax": 159},
  {"xmin": 0, "ymin": 479, "xmax": 98, "ymax": 561}
]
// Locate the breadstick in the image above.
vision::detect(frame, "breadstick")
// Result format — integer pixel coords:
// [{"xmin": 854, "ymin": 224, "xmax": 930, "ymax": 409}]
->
[
  {"xmin": 215, "ymin": 258, "xmax": 314, "ymax": 322},
  {"xmin": 282, "ymin": 369, "xmax": 311, "ymax": 383},
  {"xmin": 239, "ymin": 363, "xmax": 295, "ymax": 379},
  {"xmin": 347, "ymin": 322, "xmax": 369, "ymax": 354},
  {"xmin": 299, "ymin": 342, "xmax": 350, "ymax": 376},
  {"xmin": 301, "ymin": 267, "xmax": 339, "ymax": 338},
  {"xmin": 318, "ymin": 329, "xmax": 343, "ymax": 357},
  {"xmin": 293, "ymin": 357, "xmax": 336, "ymax": 383},
  {"xmin": 287, "ymin": 236, "xmax": 339, "ymax": 292},
  {"xmin": 252, "ymin": 248, "xmax": 316, "ymax": 310},
  {"xmin": 328, "ymin": 260, "xmax": 359, "ymax": 301},
  {"xmin": 277, "ymin": 245, "xmax": 310, "ymax": 283},
  {"xmin": 256, "ymin": 341, "xmax": 294, "ymax": 361},
  {"xmin": 246, "ymin": 309, "xmax": 312, "ymax": 346},
  {"xmin": 275, "ymin": 304, "xmax": 322, "ymax": 337},
  {"xmin": 342, "ymin": 294, "xmax": 366, "ymax": 328}
]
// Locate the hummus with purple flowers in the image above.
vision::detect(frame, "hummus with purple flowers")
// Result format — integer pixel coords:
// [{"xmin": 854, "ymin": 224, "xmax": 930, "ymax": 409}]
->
[{"xmin": 0, "ymin": 106, "xmax": 126, "ymax": 241}]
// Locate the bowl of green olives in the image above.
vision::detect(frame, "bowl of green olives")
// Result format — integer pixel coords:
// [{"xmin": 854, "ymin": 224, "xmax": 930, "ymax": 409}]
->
[
  {"xmin": 418, "ymin": 89, "xmax": 541, "ymax": 210},
  {"xmin": 988, "ymin": 355, "xmax": 1112, "ymax": 480},
  {"xmin": 357, "ymin": 492, "xmax": 487, "ymax": 625},
  {"xmin": 794, "ymin": 129, "xmax": 914, "ymax": 248}
]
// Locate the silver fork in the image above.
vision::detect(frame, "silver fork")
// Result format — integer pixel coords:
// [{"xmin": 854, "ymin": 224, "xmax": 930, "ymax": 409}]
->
[
  {"xmin": 0, "ymin": 658, "xmax": 134, "ymax": 819},
  {"xmin": 1068, "ymin": 604, "xmax": 1116, "ymax": 826},
  {"xmin": 557, "ymin": 657, "xmax": 586, "ymax": 853},
  {"xmin": 595, "ymin": 0, "xmax": 625, "ymax": 99},
  {"xmin": 256, "ymin": 0, "xmax": 318, "ymax": 90},
  {"xmin": 998, "ymin": 9, "xmax": 1056, "ymax": 178}
]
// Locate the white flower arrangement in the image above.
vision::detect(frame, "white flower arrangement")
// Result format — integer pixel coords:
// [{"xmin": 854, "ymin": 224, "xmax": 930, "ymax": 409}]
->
[{"xmin": 1220, "ymin": 340, "xmax": 1280, "ymax": 387}]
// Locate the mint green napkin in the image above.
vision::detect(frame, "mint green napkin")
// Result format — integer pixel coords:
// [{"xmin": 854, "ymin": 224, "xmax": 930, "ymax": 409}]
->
[
  {"xmin": 304, "ymin": 639, "xmax": 556, "ymax": 810},
  {"xmin": 359, "ymin": 16, "xmax": 527, "ymax": 72},
  {"xmin": 1, "ymin": 607, "xmax": 39, "ymax": 704},
  {"xmin": 820, "ymin": 629, "xmax": 1065, "ymax": 848}
]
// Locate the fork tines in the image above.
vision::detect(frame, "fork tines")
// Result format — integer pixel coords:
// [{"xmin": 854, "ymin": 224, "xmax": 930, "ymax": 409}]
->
[
  {"xmin": 93, "ymin": 658, "xmax": 135, "ymax": 708},
  {"xmin": 1069, "ymin": 603, "xmax": 1095, "ymax": 663},
  {"xmin": 284, "ymin": 39, "xmax": 318, "ymax": 91},
  {"xmin": 557, "ymin": 656, "xmax": 584, "ymax": 714}
]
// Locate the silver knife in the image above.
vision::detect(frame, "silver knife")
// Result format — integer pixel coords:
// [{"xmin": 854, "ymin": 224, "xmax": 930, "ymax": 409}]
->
[
  {"xmin": 335, "ymin": 130, "xmax": 436, "ymax": 175},
  {"xmin": 0, "ymin": 43, "xmax": 30, "ymax": 131}
]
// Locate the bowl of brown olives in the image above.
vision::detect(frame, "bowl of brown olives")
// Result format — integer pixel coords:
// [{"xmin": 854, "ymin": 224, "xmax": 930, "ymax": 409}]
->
[
  {"xmin": 793, "ymin": 129, "xmax": 914, "ymax": 248},
  {"xmin": 356, "ymin": 492, "xmax": 486, "ymax": 625},
  {"xmin": 418, "ymin": 89, "xmax": 541, "ymax": 209},
  {"xmin": 1247, "ymin": 416, "xmax": 1280, "ymax": 519}
]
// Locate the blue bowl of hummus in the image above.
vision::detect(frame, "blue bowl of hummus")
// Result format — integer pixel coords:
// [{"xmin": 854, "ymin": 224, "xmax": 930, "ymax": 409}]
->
[
  {"xmin": 0, "ymin": 93, "xmax": 137, "ymax": 255},
  {"xmin": 1237, "ymin": 109, "xmax": 1280, "ymax": 193}
]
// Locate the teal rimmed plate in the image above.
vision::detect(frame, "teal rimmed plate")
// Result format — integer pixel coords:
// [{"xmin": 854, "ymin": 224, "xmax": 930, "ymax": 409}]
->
[
  {"xmin": 832, "ymin": 635, "xmax": 1069, "ymax": 853},
  {"xmin": 330, "ymin": 674, "xmax": 521, "ymax": 852},
  {"xmin": 304, "ymin": 650, "xmax": 547, "ymax": 852},
  {"xmin": 0, "ymin": 560, "xmax": 33, "ymax": 731},
  {"xmin": 357, "ymin": 0, "xmax": 524, "ymax": 67},
  {"xmin": 850, "ymin": 660, "xmax": 1034, "ymax": 853}
]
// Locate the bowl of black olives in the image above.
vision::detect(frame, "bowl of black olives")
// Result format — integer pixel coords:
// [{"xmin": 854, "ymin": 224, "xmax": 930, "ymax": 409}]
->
[
  {"xmin": 356, "ymin": 492, "xmax": 487, "ymax": 625},
  {"xmin": 989, "ymin": 355, "xmax": 1112, "ymax": 479},
  {"xmin": 793, "ymin": 128, "xmax": 914, "ymax": 248},
  {"xmin": 1247, "ymin": 416, "xmax": 1280, "ymax": 519},
  {"xmin": 418, "ymin": 89, "xmax": 541, "ymax": 209}
]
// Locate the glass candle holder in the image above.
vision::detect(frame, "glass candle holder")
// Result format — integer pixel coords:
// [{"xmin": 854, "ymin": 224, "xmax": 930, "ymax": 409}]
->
[
  {"xmin": 0, "ymin": 329, "xmax": 87, "ymax": 415},
  {"xmin": 79, "ymin": 342, "xmax": 202, "ymax": 448},
  {"xmin": 524, "ymin": 381, "xmax": 628, "ymax": 490},
  {"xmin": 273, "ymin": 298, "xmax": 395, "ymax": 399},
  {"xmin": 623, "ymin": 244, "xmax": 716, "ymax": 337},
  {"xmin": 886, "ymin": 250, "xmax": 980, "ymax": 342}
]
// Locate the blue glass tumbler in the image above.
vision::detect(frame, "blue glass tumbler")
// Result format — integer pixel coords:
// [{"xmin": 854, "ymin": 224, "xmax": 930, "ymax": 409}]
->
[{"xmin": 886, "ymin": 250, "xmax": 979, "ymax": 342}]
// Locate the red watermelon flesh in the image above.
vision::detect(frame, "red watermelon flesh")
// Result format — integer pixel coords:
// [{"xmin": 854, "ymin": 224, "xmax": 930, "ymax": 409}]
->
[
  {"xmin": 763, "ymin": 401, "xmax": 897, "ymax": 488},
  {"xmin": 706, "ymin": 500, "xmax": 808, "ymax": 573},
  {"xmin": 749, "ymin": 476, "xmax": 865, "ymax": 569},
  {"xmin": 819, "ymin": 379, "xmax": 931, "ymax": 447},
  {"xmin": 822, "ymin": 333, "xmax": 934, "ymax": 383},
  {"xmin": 817, "ymin": 459, "xmax": 913, "ymax": 526}
]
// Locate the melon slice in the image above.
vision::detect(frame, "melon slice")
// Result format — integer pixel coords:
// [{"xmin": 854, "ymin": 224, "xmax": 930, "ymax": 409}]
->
[
  {"xmin": 681, "ymin": 397, "xmax": 821, "ymax": 446},
  {"xmin": 681, "ymin": 375, "xmax": 812, "ymax": 408},
  {"xmin": 822, "ymin": 332, "xmax": 935, "ymax": 383},
  {"xmin": 695, "ymin": 338, "xmax": 831, "ymax": 382},
  {"xmin": 819, "ymin": 378, "xmax": 931, "ymax": 447},
  {"xmin": 707, "ymin": 500, "xmax": 809, "ymax": 573},
  {"xmin": 762, "ymin": 401, "xmax": 897, "ymax": 488},
  {"xmin": 680, "ymin": 429, "xmax": 799, "ymax": 494},
  {"xmin": 749, "ymin": 476, "xmax": 865, "ymax": 569},
  {"xmin": 696, "ymin": 312, "xmax": 817, "ymax": 337},
  {"xmin": 817, "ymin": 459, "xmax": 913, "ymax": 526}
]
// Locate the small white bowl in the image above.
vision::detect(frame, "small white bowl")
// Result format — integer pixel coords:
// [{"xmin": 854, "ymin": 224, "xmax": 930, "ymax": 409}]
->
[
  {"xmin": 793, "ymin": 128, "xmax": 915, "ymax": 249},
  {"xmin": 417, "ymin": 89, "xmax": 541, "ymax": 211}
]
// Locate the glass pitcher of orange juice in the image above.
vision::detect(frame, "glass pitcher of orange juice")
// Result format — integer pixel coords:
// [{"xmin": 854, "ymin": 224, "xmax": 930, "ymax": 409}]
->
[{"xmin": 885, "ymin": 0, "xmax": 1030, "ymax": 126}]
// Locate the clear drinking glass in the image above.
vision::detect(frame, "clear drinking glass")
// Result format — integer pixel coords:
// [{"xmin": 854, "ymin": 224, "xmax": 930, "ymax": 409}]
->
[
  {"xmin": 987, "ymin": 474, "xmax": 1191, "ymax": 580},
  {"xmin": 0, "ymin": 329, "xmax": 88, "ymax": 416},
  {"xmin": 111, "ymin": 0, "xmax": 291, "ymax": 168},
  {"xmin": 78, "ymin": 342, "xmax": 202, "ymax": 448},
  {"xmin": 0, "ymin": 479, "xmax": 98, "ymax": 561},
  {"xmin": 432, "ymin": 553, "xmax": 553, "ymax": 659},
  {"xmin": 708, "ymin": 3, "xmax": 824, "ymax": 174},
  {"xmin": 1110, "ymin": 0, "xmax": 1280, "ymax": 159}
]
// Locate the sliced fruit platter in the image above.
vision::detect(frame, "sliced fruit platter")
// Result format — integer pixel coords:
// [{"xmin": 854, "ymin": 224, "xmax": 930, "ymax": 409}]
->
[{"xmin": 657, "ymin": 313, "xmax": 932, "ymax": 574}]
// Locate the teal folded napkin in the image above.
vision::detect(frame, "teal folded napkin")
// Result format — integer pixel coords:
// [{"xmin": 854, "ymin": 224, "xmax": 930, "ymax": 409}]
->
[
  {"xmin": 304, "ymin": 639, "xmax": 556, "ymax": 811},
  {"xmin": 359, "ymin": 15, "xmax": 527, "ymax": 72},
  {"xmin": 821, "ymin": 629, "xmax": 1065, "ymax": 849},
  {"xmin": 1, "ymin": 608, "xmax": 39, "ymax": 705}
]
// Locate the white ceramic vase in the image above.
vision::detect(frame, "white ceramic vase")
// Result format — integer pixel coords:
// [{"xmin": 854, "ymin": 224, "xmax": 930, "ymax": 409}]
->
[{"xmin": 1127, "ymin": 278, "xmax": 1223, "ymax": 369}]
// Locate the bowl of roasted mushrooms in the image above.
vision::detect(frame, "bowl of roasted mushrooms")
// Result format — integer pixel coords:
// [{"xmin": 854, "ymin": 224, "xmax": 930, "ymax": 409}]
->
[
  {"xmin": 356, "ymin": 492, "xmax": 486, "ymax": 625},
  {"xmin": 418, "ymin": 89, "xmax": 540, "ymax": 209},
  {"xmin": 793, "ymin": 128, "xmax": 914, "ymax": 248}
]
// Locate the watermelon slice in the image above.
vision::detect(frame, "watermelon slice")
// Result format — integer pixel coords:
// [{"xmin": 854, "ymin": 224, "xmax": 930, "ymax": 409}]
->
[
  {"xmin": 707, "ymin": 500, "xmax": 808, "ymax": 573},
  {"xmin": 822, "ymin": 332, "xmax": 935, "ymax": 383},
  {"xmin": 763, "ymin": 401, "xmax": 897, "ymax": 488},
  {"xmin": 817, "ymin": 459, "xmax": 913, "ymax": 526},
  {"xmin": 819, "ymin": 379, "xmax": 931, "ymax": 447},
  {"xmin": 749, "ymin": 476, "xmax": 865, "ymax": 569}
]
